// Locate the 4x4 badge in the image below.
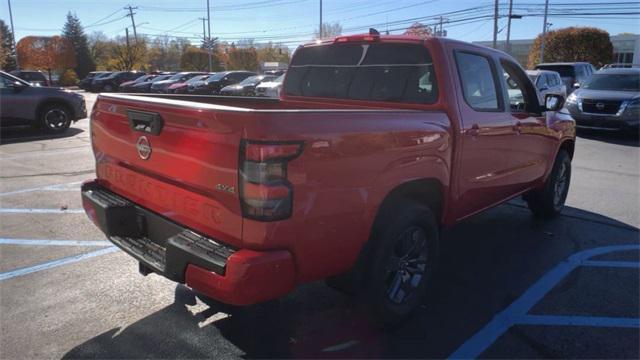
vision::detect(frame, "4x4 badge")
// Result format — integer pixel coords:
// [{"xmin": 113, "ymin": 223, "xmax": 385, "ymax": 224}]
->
[{"xmin": 136, "ymin": 136, "xmax": 152, "ymax": 160}]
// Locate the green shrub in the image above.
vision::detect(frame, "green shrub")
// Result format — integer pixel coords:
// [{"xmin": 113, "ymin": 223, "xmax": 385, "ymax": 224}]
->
[{"xmin": 59, "ymin": 69, "xmax": 79, "ymax": 86}]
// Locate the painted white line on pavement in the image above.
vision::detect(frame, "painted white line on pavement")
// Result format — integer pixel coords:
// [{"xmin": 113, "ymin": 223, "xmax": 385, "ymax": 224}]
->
[
  {"xmin": 0, "ymin": 181, "xmax": 83, "ymax": 197},
  {"xmin": 1, "ymin": 147, "xmax": 87, "ymax": 160},
  {"xmin": 0, "ymin": 238, "xmax": 111, "ymax": 247},
  {"xmin": 0, "ymin": 246, "xmax": 120, "ymax": 281}
]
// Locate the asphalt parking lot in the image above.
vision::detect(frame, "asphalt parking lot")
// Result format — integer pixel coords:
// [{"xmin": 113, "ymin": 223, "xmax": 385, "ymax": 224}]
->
[{"xmin": 1, "ymin": 92, "xmax": 639, "ymax": 359}]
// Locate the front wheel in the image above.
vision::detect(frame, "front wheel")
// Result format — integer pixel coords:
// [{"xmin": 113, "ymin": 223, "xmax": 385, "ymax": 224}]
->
[
  {"xmin": 524, "ymin": 150, "xmax": 572, "ymax": 218},
  {"xmin": 40, "ymin": 104, "xmax": 72, "ymax": 134},
  {"xmin": 366, "ymin": 201, "xmax": 439, "ymax": 326}
]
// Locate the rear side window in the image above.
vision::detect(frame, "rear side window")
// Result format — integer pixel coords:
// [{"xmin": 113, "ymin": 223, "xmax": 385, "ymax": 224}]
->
[
  {"xmin": 284, "ymin": 42, "xmax": 437, "ymax": 104},
  {"xmin": 537, "ymin": 65, "xmax": 575, "ymax": 78},
  {"xmin": 22, "ymin": 72, "xmax": 46, "ymax": 81},
  {"xmin": 455, "ymin": 52, "xmax": 501, "ymax": 111}
]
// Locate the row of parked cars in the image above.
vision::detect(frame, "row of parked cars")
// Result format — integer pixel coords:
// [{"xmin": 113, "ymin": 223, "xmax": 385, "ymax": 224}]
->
[
  {"xmin": 79, "ymin": 70, "xmax": 285, "ymax": 97},
  {"xmin": 529, "ymin": 62, "xmax": 639, "ymax": 132}
]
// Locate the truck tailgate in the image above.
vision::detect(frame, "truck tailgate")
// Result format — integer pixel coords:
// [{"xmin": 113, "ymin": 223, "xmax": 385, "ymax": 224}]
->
[{"xmin": 90, "ymin": 94, "xmax": 243, "ymax": 247}]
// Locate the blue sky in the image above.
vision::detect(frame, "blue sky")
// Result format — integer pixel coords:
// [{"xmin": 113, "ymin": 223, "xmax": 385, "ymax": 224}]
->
[{"xmin": 3, "ymin": 0, "xmax": 639, "ymax": 47}]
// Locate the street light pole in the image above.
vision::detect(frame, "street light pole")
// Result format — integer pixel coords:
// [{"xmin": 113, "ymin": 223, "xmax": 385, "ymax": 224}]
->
[
  {"xmin": 540, "ymin": 0, "xmax": 549, "ymax": 63},
  {"xmin": 319, "ymin": 0, "xmax": 323, "ymax": 39},
  {"xmin": 7, "ymin": 0, "xmax": 19, "ymax": 69},
  {"xmin": 492, "ymin": 0, "xmax": 498, "ymax": 49},
  {"xmin": 207, "ymin": 0, "xmax": 212, "ymax": 72},
  {"xmin": 506, "ymin": 0, "xmax": 513, "ymax": 53}
]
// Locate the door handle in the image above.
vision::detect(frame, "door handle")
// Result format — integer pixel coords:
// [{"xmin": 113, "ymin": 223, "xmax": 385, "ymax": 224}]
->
[
  {"xmin": 127, "ymin": 110, "xmax": 164, "ymax": 135},
  {"xmin": 467, "ymin": 123, "xmax": 480, "ymax": 137}
]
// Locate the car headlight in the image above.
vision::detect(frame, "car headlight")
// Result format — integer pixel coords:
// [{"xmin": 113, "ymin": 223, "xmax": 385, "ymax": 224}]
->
[{"xmin": 566, "ymin": 93, "xmax": 578, "ymax": 104}]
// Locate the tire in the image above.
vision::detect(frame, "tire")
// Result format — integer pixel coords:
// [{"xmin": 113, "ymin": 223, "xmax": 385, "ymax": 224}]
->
[
  {"xmin": 40, "ymin": 104, "xmax": 72, "ymax": 134},
  {"xmin": 366, "ymin": 200, "xmax": 439, "ymax": 326},
  {"xmin": 103, "ymin": 84, "xmax": 114, "ymax": 92},
  {"xmin": 524, "ymin": 150, "xmax": 571, "ymax": 218}
]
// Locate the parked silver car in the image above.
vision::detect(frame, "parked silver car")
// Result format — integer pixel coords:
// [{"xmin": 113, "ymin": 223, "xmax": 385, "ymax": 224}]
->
[
  {"xmin": 535, "ymin": 62, "xmax": 596, "ymax": 94},
  {"xmin": 0, "ymin": 71, "xmax": 87, "ymax": 133},
  {"xmin": 526, "ymin": 70, "xmax": 567, "ymax": 104},
  {"xmin": 564, "ymin": 67, "xmax": 640, "ymax": 132}
]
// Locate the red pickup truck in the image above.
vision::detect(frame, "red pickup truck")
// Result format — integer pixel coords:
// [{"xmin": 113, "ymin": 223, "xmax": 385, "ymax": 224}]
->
[{"xmin": 82, "ymin": 34, "xmax": 575, "ymax": 324}]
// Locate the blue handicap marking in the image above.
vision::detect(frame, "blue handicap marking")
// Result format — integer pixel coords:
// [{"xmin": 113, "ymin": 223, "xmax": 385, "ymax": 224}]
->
[{"xmin": 449, "ymin": 244, "xmax": 640, "ymax": 359}]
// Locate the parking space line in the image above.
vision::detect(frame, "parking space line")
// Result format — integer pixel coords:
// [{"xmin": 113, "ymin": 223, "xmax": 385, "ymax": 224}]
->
[
  {"xmin": 0, "ymin": 238, "xmax": 111, "ymax": 247},
  {"xmin": 0, "ymin": 148, "xmax": 87, "ymax": 160},
  {"xmin": 0, "ymin": 246, "xmax": 119, "ymax": 281},
  {"xmin": 449, "ymin": 244, "xmax": 640, "ymax": 359},
  {"xmin": 582, "ymin": 260, "xmax": 640, "ymax": 268},
  {"xmin": 0, "ymin": 181, "xmax": 83, "ymax": 197},
  {"xmin": 518, "ymin": 315, "xmax": 640, "ymax": 328},
  {"xmin": 0, "ymin": 208, "xmax": 84, "ymax": 214}
]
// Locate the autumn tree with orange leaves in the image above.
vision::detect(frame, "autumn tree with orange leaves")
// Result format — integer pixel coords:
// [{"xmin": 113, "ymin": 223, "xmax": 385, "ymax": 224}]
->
[
  {"xmin": 404, "ymin": 22, "xmax": 433, "ymax": 39},
  {"xmin": 16, "ymin": 36, "xmax": 76, "ymax": 83}
]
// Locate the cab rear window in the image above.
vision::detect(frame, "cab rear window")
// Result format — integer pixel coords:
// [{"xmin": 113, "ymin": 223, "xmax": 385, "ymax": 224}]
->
[{"xmin": 284, "ymin": 42, "xmax": 437, "ymax": 104}]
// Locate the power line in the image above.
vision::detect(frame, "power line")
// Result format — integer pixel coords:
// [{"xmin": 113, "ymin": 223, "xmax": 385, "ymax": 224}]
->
[{"xmin": 85, "ymin": 8, "xmax": 124, "ymax": 27}]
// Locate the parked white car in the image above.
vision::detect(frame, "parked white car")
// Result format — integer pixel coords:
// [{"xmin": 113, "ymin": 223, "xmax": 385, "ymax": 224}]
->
[
  {"xmin": 255, "ymin": 74, "xmax": 284, "ymax": 98},
  {"xmin": 526, "ymin": 70, "xmax": 567, "ymax": 104}
]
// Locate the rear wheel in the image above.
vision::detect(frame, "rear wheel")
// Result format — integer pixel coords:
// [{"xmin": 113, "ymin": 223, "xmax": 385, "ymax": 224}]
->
[
  {"xmin": 524, "ymin": 150, "xmax": 571, "ymax": 218},
  {"xmin": 366, "ymin": 201, "xmax": 439, "ymax": 326},
  {"xmin": 40, "ymin": 104, "xmax": 72, "ymax": 134},
  {"xmin": 103, "ymin": 84, "xmax": 114, "ymax": 92}
]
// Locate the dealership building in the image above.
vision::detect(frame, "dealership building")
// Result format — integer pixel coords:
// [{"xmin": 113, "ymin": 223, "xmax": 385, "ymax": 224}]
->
[{"xmin": 473, "ymin": 33, "xmax": 640, "ymax": 67}]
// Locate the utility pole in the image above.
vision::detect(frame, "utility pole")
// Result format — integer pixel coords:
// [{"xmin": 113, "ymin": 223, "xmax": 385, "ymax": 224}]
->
[
  {"xmin": 492, "ymin": 0, "xmax": 499, "ymax": 49},
  {"xmin": 540, "ymin": 0, "xmax": 549, "ymax": 63},
  {"xmin": 436, "ymin": 16, "xmax": 448, "ymax": 37},
  {"xmin": 207, "ymin": 0, "xmax": 212, "ymax": 72},
  {"xmin": 506, "ymin": 0, "xmax": 513, "ymax": 53},
  {"xmin": 319, "ymin": 0, "xmax": 323, "ymax": 38},
  {"xmin": 125, "ymin": 5, "xmax": 138, "ymax": 42},
  {"xmin": 199, "ymin": 17, "xmax": 207, "ymax": 48},
  {"xmin": 7, "ymin": 0, "xmax": 19, "ymax": 69},
  {"xmin": 125, "ymin": 27, "xmax": 132, "ymax": 70}
]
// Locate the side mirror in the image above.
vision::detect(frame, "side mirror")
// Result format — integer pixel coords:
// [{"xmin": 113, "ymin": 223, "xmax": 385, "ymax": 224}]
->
[
  {"xmin": 545, "ymin": 94, "xmax": 565, "ymax": 111},
  {"xmin": 12, "ymin": 81, "xmax": 27, "ymax": 92},
  {"xmin": 573, "ymin": 82, "xmax": 580, "ymax": 89}
]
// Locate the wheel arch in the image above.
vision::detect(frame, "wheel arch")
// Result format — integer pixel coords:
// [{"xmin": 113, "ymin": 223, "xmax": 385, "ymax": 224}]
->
[
  {"xmin": 342, "ymin": 178, "xmax": 445, "ymax": 291},
  {"xmin": 559, "ymin": 138, "xmax": 575, "ymax": 159}
]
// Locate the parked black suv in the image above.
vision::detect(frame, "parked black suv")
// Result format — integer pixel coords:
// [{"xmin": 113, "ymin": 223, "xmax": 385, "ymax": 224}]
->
[
  {"xmin": 565, "ymin": 67, "xmax": 640, "ymax": 132},
  {"xmin": 188, "ymin": 71, "xmax": 256, "ymax": 95},
  {"xmin": 79, "ymin": 71, "xmax": 110, "ymax": 90},
  {"xmin": 9, "ymin": 70, "xmax": 50, "ymax": 86},
  {"xmin": 535, "ymin": 62, "xmax": 596, "ymax": 93},
  {"xmin": 90, "ymin": 71, "xmax": 144, "ymax": 92}
]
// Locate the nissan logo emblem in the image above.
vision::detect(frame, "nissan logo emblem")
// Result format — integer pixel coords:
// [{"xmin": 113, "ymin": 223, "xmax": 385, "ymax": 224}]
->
[
  {"xmin": 136, "ymin": 136, "xmax": 152, "ymax": 160},
  {"xmin": 596, "ymin": 102, "xmax": 605, "ymax": 110}
]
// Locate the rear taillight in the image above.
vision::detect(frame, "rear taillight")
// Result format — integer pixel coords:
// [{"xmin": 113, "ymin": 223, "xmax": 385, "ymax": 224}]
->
[{"xmin": 239, "ymin": 140, "xmax": 304, "ymax": 221}]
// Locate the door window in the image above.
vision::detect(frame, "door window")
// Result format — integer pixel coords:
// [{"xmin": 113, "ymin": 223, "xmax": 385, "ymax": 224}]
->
[
  {"xmin": 455, "ymin": 52, "xmax": 501, "ymax": 111},
  {"xmin": 500, "ymin": 59, "xmax": 540, "ymax": 111},
  {"xmin": 536, "ymin": 74, "xmax": 548, "ymax": 89}
]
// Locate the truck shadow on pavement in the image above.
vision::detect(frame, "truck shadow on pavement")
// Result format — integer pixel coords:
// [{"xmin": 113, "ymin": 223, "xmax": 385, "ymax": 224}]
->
[
  {"xmin": 63, "ymin": 204, "xmax": 639, "ymax": 359},
  {"xmin": 0, "ymin": 126, "xmax": 84, "ymax": 145},
  {"xmin": 577, "ymin": 129, "xmax": 639, "ymax": 147}
]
